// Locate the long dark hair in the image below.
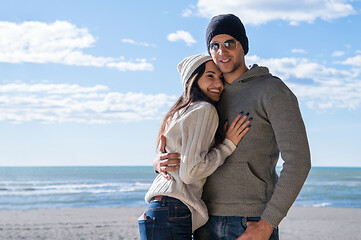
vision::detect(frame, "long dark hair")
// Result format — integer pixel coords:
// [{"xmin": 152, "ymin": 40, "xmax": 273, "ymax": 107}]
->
[{"xmin": 157, "ymin": 61, "xmax": 219, "ymax": 148}]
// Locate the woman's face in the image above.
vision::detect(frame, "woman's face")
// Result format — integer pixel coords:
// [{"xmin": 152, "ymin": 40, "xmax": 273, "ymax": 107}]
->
[{"xmin": 197, "ymin": 61, "xmax": 224, "ymax": 102}]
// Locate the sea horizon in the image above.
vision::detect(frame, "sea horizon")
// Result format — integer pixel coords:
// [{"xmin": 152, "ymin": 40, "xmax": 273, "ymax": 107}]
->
[{"xmin": 1, "ymin": 166, "xmax": 360, "ymax": 210}]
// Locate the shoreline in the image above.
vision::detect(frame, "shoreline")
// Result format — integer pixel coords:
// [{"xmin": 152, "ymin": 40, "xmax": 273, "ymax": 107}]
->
[{"xmin": 1, "ymin": 206, "xmax": 360, "ymax": 240}]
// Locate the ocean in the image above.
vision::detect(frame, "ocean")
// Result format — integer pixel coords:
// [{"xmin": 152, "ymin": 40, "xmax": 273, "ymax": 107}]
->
[{"xmin": 0, "ymin": 166, "xmax": 360, "ymax": 210}]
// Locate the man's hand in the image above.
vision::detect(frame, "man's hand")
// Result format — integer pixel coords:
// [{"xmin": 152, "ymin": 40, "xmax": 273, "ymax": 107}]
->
[
  {"xmin": 153, "ymin": 135, "xmax": 180, "ymax": 180},
  {"xmin": 236, "ymin": 218, "xmax": 274, "ymax": 240}
]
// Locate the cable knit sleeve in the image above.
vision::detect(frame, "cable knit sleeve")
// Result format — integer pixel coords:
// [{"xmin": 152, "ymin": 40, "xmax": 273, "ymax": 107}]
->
[{"xmin": 178, "ymin": 103, "xmax": 236, "ymax": 184}]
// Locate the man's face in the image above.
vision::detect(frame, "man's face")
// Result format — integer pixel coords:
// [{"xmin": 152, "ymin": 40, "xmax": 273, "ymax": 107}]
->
[{"xmin": 209, "ymin": 34, "xmax": 245, "ymax": 81}]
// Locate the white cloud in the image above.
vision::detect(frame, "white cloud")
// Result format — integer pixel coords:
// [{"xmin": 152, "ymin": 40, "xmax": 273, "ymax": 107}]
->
[
  {"xmin": 247, "ymin": 55, "xmax": 361, "ymax": 110},
  {"xmin": 247, "ymin": 55, "xmax": 353, "ymax": 81},
  {"xmin": 167, "ymin": 30, "xmax": 197, "ymax": 46},
  {"xmin": 289, "ymin": 80, "xmax": 361, "ymax": 110},
  {"xmin": 182, "ymin": 9, "xmax": 193, "ymax": 17},
  {"xmin": 107, "ymin": 58, "xmax": 154, "ymax": 71},
  {"xmin": 122, "ymin": 38, "xmax": 156, "ymax": 47},
  {"xmin": 332, "ymin": 51, "xmax": 345, "ymax": 57},
  {"xmin": 0, "ymin": 83, "xmax": 177, "ymax": 124},
  {"xmin": 196, "ymin": 0, "xmax": 356, "ymax": 25},
  {"xmin": 0, "ymin": 21, "xmax": 153, "ymax": 71},
  {"xmin": 340, "ymin": 55, "xmax": 361, "ymax": 67},
  {"xmin": 292, "ymin": 49, "xmax": 306, "ymax": 54},
  {"xmin": 182, "ymin": 5, "xmax": 196, "ymax": 17}
]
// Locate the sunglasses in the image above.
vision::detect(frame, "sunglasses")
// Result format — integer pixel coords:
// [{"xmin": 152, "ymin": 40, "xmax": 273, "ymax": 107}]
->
[{"xmin": 209, "ymin": 39, "xmax": 238, "ymax": 53}]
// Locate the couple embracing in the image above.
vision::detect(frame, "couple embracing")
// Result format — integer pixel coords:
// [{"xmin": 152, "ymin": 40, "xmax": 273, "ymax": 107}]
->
[{"xmin": 138, "ymin": 14, "xmax": 311, "ymax": 240}]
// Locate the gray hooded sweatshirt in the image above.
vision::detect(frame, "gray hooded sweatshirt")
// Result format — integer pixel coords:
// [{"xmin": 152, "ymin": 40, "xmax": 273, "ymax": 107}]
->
[{"xmin": 202, "ymin": 64, "xmax": 311, "ymax": 227}]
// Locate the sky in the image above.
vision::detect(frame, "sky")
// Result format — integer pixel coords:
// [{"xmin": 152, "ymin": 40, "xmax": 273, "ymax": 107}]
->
[{"xmin": 0, "ymin": 0, "xmax": 360, "ymax": 167}]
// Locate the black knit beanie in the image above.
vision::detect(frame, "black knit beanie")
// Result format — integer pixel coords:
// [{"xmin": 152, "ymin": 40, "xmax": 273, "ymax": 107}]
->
[{"xmin": 206, "ymin": 14, "xmax": 249, "ymax": 55}]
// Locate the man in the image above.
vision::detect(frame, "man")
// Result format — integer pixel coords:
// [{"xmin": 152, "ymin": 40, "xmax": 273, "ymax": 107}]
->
[{"xmin": 154, "ymin": 14, "xmax": 311, "ymax": 240}]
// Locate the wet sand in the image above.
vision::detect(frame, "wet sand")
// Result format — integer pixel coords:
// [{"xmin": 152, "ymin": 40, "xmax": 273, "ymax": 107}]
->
[{"xmin": 0, "ymin": 206, "xmax": 360, "ymax": 240}]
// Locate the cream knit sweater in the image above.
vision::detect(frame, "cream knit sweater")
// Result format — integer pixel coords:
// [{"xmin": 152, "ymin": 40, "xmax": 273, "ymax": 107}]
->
[{"xmin": 145, "ymin": 101, "xmax": 236, "ymax": 232}]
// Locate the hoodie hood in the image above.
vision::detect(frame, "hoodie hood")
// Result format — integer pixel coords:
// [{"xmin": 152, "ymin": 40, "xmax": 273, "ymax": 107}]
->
[{"xmin": 236, "ymin": 64, "xmax": 271, "ymax": 83}]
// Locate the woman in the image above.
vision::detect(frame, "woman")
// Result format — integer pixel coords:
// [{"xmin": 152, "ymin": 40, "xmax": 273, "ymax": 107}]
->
[{"xmin": 138, "ymin": 54, "xmax": 252, "ymax": 240}]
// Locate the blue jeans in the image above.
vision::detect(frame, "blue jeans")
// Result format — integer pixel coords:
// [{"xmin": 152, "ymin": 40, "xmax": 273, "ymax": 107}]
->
[
  {"xmin": 193, "ymin": 215, "xmax": 279, "ymax": 240},
  {"xmin": 138, "ymin": 196, "xmax": 192, "ymax": 240}
]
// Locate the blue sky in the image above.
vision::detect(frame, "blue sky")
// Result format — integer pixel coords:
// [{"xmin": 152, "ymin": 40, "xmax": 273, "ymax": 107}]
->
[{"xmin": 0, "ymin": 0, "xmax": 360, "ymax": 167}]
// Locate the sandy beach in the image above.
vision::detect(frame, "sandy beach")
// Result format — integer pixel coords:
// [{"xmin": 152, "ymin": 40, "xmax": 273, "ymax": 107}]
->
[{"xmin": 0, "ymin": 206, "xmax": 360, "ymax": 240}]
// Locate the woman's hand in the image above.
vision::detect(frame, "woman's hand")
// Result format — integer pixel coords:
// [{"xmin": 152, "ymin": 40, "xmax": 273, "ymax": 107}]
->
[{"xmin": 224, "ymin": 112, "xmax": 252, "ymax": 146}]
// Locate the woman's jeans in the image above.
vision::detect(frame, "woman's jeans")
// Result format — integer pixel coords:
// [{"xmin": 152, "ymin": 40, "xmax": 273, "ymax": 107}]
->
[
  {"xmin": 138, "ymin": 196, "xmax": 192, "ymax": 240},
  {"xmin": 193, "ymin": 215, "xmax": 279, "ymax": 240}
]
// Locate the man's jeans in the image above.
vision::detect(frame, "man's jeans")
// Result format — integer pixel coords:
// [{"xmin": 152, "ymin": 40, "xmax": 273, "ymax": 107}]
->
[
  {"xmin": 193, "ymin": 215, "xmax": 279, "ymax": 240},
  {"xmin": 138, "ymin": 196, "xmax": 192, "ymax": 240}
]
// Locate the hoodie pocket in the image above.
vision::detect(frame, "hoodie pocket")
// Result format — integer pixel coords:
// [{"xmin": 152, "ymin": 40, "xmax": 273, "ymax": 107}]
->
[{"xmin": 203, "ymin": 161, "xmax": 267, "ymax": 204}]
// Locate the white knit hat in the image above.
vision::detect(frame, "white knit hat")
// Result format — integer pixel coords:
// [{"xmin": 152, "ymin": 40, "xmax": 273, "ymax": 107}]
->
[{"xmin": 177, "ymin": 54, "xmax": 212, "ymax": 90}]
